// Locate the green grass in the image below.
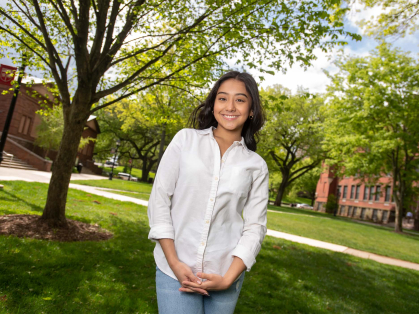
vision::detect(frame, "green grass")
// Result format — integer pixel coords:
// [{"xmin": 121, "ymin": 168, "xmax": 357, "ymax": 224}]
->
[
  {"xmin": 99, "ymin": 166, "xmax": 155, "ymax": 180},
  {"xmin": 1, "ymin": 181, "xmax": 419, "ymax": 313},
  {"xmin": 0, "ymin": 180, "xmax": 418, "ymax": 313},
  {"xmin": 270, "ymin": 194, "xmax": 312, "ymax": 205},
  {"xmin": 72, "ymin": 179, "xmax": 419, "ymax": 263},
  {"xmin": 267, "ymin": 205, "xmax": 419, "ymax": 264},
  {"xmin": 72, "ymin": 179, "xmax": 152, "ymax": 194}
]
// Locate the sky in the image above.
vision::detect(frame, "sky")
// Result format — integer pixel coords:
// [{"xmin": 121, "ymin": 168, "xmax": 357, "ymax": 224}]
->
[
  {"xmin": 0, "ymin": 1, "xmax": 417, "ymax": 95},
  {"xmin": 257, "ymin": 1, "xmax": 419, "ymax": 94}
]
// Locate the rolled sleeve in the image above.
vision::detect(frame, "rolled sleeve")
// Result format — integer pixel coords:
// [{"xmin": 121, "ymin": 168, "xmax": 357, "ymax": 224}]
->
[
  {"xmin": 147, "ymin": 129, "xmax": 184, "ymax": 243},
  {"xmin": 231, "ymin": 162, "xmax": 269, "ymax": 271}
]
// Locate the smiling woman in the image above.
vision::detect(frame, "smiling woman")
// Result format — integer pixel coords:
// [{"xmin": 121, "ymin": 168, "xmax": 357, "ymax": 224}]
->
[{"xmin": 147, "ymin": 71, "xmax": 269, "ymax": 314}]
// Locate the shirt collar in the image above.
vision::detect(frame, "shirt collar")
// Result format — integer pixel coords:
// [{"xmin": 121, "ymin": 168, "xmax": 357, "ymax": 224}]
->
[{"xmin": 196, "ymin": 126, "xmax": 251, "ymax": 154}]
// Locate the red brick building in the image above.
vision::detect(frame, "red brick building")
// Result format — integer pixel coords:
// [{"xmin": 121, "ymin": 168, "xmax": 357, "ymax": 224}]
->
[
  {"xmin": 313, "ymin": 163, "xmax": 415, "ymax": 224},
  {"xmin": 0, "ymin": 65, "xmax": 101, "ymax": 174}
]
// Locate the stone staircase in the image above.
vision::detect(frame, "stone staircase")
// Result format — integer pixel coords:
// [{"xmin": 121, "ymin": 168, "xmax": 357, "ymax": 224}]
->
[{"xmin": 0, "ymin": 152, "xmax": 38, "ymax": 171}]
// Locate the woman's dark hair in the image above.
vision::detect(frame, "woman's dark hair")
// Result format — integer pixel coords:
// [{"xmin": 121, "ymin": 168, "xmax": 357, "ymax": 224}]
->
[{"xmin": 188, "ymin": 71, "xmax": 266, "ymax": 152}]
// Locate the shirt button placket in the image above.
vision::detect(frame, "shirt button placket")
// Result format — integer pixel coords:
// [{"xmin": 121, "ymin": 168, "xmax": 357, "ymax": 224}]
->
[{"xmin": 196, "ymin": 137, "xmax": 221, "ymax": 274}]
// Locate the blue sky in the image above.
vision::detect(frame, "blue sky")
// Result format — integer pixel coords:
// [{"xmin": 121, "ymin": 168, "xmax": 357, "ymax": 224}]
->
[{"xmin": 258, "ymin": 1, "xmax": 419, "ymax": 93}]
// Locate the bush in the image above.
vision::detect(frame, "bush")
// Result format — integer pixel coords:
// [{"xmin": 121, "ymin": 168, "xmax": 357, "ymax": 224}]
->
[{"xmin": 325, "ymin": 194, "xmax": 338, "ymax": 214}]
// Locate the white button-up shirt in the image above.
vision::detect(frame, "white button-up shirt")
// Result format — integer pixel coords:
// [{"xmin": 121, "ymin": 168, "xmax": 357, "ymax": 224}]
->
[{"xmin": 147, "ymin": 126, "xmax": 269, "ymax": 281}]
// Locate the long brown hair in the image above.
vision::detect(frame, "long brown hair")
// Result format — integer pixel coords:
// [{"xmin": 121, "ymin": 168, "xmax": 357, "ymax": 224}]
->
[{"xmin": 187, "ymin": 71, "xmax": 266, "ymax": 152}]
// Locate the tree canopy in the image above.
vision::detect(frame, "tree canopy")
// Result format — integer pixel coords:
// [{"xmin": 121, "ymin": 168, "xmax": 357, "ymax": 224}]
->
[
  {"xmin": 358, "ymin": 0, "xmax": 419, "ymax": 38},
  {"xmin": 260, "ymin": 85, "xmax": 326, "ymax": 206},
  {"xmin": 323, "ymin": 42, "xmax": 419, "ymax": 232},
  {"xmin": 0, "ymin": 0, "xmax": 360, "ymax": 226}
]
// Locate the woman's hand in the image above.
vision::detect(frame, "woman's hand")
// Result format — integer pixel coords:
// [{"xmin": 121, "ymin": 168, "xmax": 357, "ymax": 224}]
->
[
  {"xmin": 170, "ymin": 261, "xmax": 209, "ymax": 296},
  {"xmin": 180, "ymin": 272, "xmax": 233, "ymax": 293}
]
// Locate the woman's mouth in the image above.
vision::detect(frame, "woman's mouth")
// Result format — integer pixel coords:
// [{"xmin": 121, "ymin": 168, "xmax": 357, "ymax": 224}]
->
[{"xmin": 221, "ymin": 114, "xmax": 239, "ymax": 121}]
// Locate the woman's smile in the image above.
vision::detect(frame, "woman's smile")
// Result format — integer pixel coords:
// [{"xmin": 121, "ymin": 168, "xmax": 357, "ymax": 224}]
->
[{"xmin": 221, "ymin": 114, "xmax": 240, "ymax": 121}]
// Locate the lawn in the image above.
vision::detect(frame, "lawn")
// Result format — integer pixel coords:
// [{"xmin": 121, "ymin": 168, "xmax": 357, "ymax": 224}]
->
[
  {"xmin": 71, "ymin": 179, "xmax": 152, "ymax": 194},
  {"xmin": 73, "ymin": 179, "xmax": 419, "ymax": 264},
  {"xmin": 267, "ymin": 206, "xmax": 419, "ymax": 264},
  {"xmin": 99, "ymin": 165, "xmax": 155, "ymax": 180},
  {"xmin": 1, "ymin": 181, "xmax": 419, "ymax": 313}
]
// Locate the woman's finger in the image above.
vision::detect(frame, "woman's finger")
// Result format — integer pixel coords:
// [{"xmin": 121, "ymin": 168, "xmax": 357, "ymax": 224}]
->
[{"xmin": 179, "ymin": 287, "xmax": 209, "ymax": 296}]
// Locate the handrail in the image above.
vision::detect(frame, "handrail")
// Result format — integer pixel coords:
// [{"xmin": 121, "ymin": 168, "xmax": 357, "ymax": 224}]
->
[{"xmin": 2, "ymin": 151, "xmax": 14, "ymax": 162}]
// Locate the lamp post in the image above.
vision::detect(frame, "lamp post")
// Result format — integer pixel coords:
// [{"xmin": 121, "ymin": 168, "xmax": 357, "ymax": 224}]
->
[
  {"xmin": 109, "ymin": 139, "xmax": 121, "ymax": 180},
  {"xmin": 0, "ymin": 58, "xmax": 26, "ymax": 164}
]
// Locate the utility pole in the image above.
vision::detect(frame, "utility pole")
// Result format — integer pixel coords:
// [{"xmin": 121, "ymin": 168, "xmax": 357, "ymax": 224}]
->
[{"xmin": 0, "ymin": 57, "xmax": 26, "ymax": 164}]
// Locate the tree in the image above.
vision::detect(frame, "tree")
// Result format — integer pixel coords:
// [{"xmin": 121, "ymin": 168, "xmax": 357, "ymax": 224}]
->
[
  {"xmin": 0, "ymin": 0, "xmax": 359, "ymax": 227},
  {"xmin": 323, "ymin": 42, "xmax": 419, "ymax": 232},
  {"xmin": 35, "ymin": 104, "xmax": 94, "ymax": 158},
  {"xmin": 358, "ymin": 0, "xmax": 419, "ymax": 38},
  {"xmin": 289, "ymin": 165, "xmax": 322, "ymax": 206},
  {"xmin": 97, "ymin": 84, "xmax": 198, "ymax": 182},
  {"xmin": 260, "ymin": 85, "xmax": 326, "ymax": 206}
]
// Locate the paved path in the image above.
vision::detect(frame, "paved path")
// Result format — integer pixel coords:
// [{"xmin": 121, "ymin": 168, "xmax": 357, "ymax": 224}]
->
[
  {"xmin": 0, "ymin": 168, "xmax": 107, "ymax": 183},
  {"xmin": 1, "ymin": 168, "xmax": 418, "ymax": 271}
]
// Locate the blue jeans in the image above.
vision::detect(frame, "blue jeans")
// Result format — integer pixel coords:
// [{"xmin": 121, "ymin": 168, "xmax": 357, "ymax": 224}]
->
[{"xmin": 155, "ymin": 266, "xmax": 245, "ymax": 314}]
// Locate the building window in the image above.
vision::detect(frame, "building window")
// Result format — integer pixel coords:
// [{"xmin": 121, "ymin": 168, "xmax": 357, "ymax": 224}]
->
[
  {"xmin": 375, "ymin": 186, "xmax": 381, "ymax": 201},
  {"xmin": 18, "ymin": 116, "xmax": 26, "ymax": 133},
  {"xmin": 340, "ymin": 205, "xmax": 346, "ymax": 215},
  {"xmin": 353, "ymin": 207, "xmax": 358, "ymax": 217},
  {"xmin": 373, "ymin": 209, "xmax": 378, "ymax": 221},
  {"xmin": 343, "ymin": 186, "xmax": 348, "ymax": 199},
  {"xmin": 385, "ymin": 186, "xmax": 391, "ymax": 202},
  {"xmin": 363, "ymin": 186, "xmax": 369, "ymax": 200},
  {"xmin": 337, "ymin": 185, "xmax": 342, "ymax": 198},
  {"xmin": 347, "ymin": 206, "xmax": 353, "ymax": 216},
  {"xmin": 361, "ymin": 208, "xmax": 366, "ymax": 219},
  {"xmin": 382, "ymin": 210, "xmax": 389, "ymax": 222},
  {"xmin": 355, "ymin": 185, "xmax": 360, "ymax": 199},
  {"xmin": 350, "ymin": 185, "xmax": 355, "ymax": 199},
  {"xmin": 369, "ymin": 186, "xmax": 375, "ymax": 201},
  {"xmin": 18, "ymin": 115, "xmax": 32, "ymax": 135}
]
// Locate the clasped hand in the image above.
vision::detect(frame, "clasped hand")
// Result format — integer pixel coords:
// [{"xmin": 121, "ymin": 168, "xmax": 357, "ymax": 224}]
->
[{"xmin": 171, "ymin": 261, "xmax": 231, "ymax": 296}]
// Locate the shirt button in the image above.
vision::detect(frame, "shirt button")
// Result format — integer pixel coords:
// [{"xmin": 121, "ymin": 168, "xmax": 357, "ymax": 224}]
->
[
  {"xmin": 206, "ymin": 220, "xmax": 210, "ymax": 224},
  {"xmin": 201, "ymin": 242, "xmax": 205, "ymax": 246},
  {"xmin": 210, "ymin": 198, "xmax": 214, "ymax": 202},
  {"xmin": 222, "ymin": 159, "xmax": 225, "ymax": 163},
  {"xmin": 214, "ymin": 177, "xmax": 218, "ymax": 180}
]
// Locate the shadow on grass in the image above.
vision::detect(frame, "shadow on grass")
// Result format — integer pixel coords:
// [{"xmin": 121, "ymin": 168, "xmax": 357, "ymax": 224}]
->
[
  {"xmin": 0, "ymin": 189, "xmax": 44, "ymax": 213},
  {"xmin": 237, "ymin": 237, "xmax": 419, "ymax": 314},
  {"xmin": 2, "ymin": 181, "xmax": 419, "ymax": 314},
  {"xmin": 0, "ymin": 217, "xmax": 157, "ymax": 314}
]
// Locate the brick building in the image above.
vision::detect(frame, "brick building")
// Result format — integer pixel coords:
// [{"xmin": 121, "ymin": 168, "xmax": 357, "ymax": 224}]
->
[
  {"xmin": 0, "ymin": 64, "xmax": 101, "ymax": 174},
  {"xmin": 314, "ymin": 164, "xmax": 401, "ymax": 224}
]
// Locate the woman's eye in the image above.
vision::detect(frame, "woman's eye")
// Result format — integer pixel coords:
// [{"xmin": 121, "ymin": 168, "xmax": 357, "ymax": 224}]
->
[
  {"xmin": 237, "ymin": 98, "xmax": 245, "ymax": 102},
  {"xmin": 218, "ymin": 97, "xmax": 226, "ymax": 101}
]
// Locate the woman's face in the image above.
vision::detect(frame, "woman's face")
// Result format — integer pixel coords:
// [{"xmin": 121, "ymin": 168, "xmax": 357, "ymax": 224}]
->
[{"xmin": 213, "ymin": 78, "xmax": 253, "ymax": 133}]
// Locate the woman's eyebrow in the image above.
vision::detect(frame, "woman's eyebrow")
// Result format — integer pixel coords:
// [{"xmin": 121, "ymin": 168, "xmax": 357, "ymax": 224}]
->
[{"xmin": 217, "ymin": 91, "xmax": 248, "ymax": 98}]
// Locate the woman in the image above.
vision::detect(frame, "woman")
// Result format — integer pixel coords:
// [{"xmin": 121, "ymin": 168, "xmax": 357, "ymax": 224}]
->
[{"xmin": 147, "ymin": 71, "xmax": 269, "ymax": 313}]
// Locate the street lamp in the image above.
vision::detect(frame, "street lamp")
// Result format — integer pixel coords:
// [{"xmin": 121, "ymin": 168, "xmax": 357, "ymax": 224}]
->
[
  {"xmin": 0, "ymin": 56, "xmax": 26, "ymax": 164},
  {"xmin": 109, "ymin": 139, "xmax": 121, "ymax": 180}
]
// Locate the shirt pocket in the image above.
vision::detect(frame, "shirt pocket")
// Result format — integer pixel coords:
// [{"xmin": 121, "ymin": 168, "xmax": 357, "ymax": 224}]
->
[{"xmin": 229, "ymin": 166, "xmax": 252, "ymax": 195}]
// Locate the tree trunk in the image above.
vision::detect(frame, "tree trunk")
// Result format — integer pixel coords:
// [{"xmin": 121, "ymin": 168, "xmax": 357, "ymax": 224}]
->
[
  {"xmin": 141, "ymin": 158, "xmax": 149, "ymax": 182},
  {"xmin": 274, "ymin": 172, "xmax": 289, "ymax": 207},
  {"xmin": 40, "ymin": 107, "xmax": 90, "ymax": 227},
  {"xmin": 413, "ymin": 204, "xmax": 419, "ymax": 231},
  {"xmin": 310, "ymin": 192, "xmax": 316, "ymax": 206}
]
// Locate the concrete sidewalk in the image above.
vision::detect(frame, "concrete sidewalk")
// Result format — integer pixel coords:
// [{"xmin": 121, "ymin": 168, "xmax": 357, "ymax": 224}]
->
[
  {"xmin": 0, "ymin": 167, "xmax": 106, "ymax": 183},
  {"xmin": 1, "ymin": 169, "xmax": 419, "ymax": 272},
  {"xmin": 266, "ymin": 229, "xmax": 419, "ymax": 272}
]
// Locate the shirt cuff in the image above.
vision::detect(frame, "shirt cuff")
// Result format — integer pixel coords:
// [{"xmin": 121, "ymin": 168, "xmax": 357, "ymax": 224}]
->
[
  {"xmin": 148, "ymin": 224, "xmax": 175, "ymax": 243},
  {"xmin": 231, "ymin": 244, "xmax": 257, "ymax": 272}
]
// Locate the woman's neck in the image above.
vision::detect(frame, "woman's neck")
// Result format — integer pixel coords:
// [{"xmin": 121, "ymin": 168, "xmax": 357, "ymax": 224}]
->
[{"xmin": 212, "ymin": 125, "xmax": 242, "ymax": 145}]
